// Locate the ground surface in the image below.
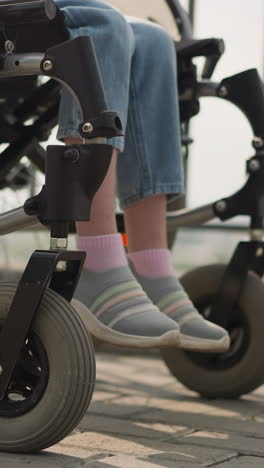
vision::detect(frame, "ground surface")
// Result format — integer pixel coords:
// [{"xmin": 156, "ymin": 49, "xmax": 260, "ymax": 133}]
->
[{"xmin": 1, "ymin": 350, "xmax": 264, "ymax": 467}]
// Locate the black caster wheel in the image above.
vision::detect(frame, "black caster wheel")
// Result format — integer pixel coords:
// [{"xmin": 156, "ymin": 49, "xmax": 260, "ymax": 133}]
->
[
  {"xmin": 0, "ymin": 282, "xmax": 96, "ymax": 453},
  {"xmin": 161, "ymin": 264, "xmax": 264, "ymax": 399}
]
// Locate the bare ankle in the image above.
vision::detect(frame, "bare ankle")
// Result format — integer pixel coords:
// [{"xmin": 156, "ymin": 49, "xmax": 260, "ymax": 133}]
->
[{"xmin": 64, "ymin": 138, "xmax": 83, "ymax": 146}]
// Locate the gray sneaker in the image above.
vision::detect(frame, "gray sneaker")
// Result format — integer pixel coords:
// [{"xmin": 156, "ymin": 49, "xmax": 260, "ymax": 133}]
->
[
  {"xmin": 176, "ymin": 312, "xmax": 230, "ymax": 353},
  {"xmin": 72, "ymin": 266, "xmax": 181, "ymax": 349},
  {"xmin": 131, "ymin": 272, "xmax": 230, "ymax": 353}
]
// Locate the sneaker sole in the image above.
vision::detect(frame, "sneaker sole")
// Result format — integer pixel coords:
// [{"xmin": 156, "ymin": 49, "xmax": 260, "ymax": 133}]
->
[
  {"xmin": 179, "ymin": 333, "xmax": 230, "ymax": 353},
  {"xmin": 72, "ymin": 298, "xmax": 181, "ymax": 349}
]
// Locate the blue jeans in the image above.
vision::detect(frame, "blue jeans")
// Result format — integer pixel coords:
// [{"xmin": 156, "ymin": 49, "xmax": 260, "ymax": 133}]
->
[{"xmin": 55, "ymin": 0, "xmax": 184, "ymax": 208}]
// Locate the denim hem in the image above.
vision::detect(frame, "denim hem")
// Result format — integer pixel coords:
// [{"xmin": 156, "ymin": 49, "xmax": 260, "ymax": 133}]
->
[
  {"xmin": 56, "ymin": 128, "xmax": 82, "ymax": 142},
  {"xmin": 56, "ymin": 128, "xmax": 124, "ymax": 151},
  {"xmin": 119, "ymin": 183, "xmax": 185, "ymax": 209}
]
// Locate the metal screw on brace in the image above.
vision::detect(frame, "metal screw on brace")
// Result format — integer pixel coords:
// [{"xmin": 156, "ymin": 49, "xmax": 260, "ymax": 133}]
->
[
  {"xmin": 50, "ymin": 238, "xmax": 68, "ymax": 249},
  {"xmin": 252, "ymin": 137, "xmax": 264, "ymax": 149},
  {"xmin": 56, "ymin": 261, "xmax": 67, "ymax": 272},
  {"xmin": 251, "ymin": 230, "xmax": 263, "ymax": 241},
  {"xmin": 218, "ymin": 86, "xmax": 228, "ymax": 98},
  {"xmin": 50, "ymin": 238, "xmax": 68, "ymax": 272},
  {"xmin": 42, "ymin": 60, "xmax": 53, "ymax": 72},
  {"xmin": 63, "ymin": 148, "xmax": 80, "ymax": 162},
  {"xmin": 215, "ymin": 200, "xmax": 227, "ymax": 212},
  {"xmin": 0, "ymin": 365, "xmax": 3, "ymax": 376},
  {"xmin": 82, "ymin": 122, "xmax": 93, "ymax": 134},
  {"xmin": 4, "ymin": 40, "xmax": 15, "ymax": 54},
  {"xmin": 248, "ymin": 159, "xmax": 260, "ymax": 172}
]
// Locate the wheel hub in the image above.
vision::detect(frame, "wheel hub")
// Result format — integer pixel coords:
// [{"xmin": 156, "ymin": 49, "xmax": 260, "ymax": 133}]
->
[{"xmin": 0, "ymin": 333, "xmax": 49, "ymax": 417}]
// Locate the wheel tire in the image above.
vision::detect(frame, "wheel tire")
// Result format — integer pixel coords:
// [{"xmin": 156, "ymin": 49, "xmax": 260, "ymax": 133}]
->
[
  {"xmin": 161, "ymin": 264, "xmax": 264, "ymax": 399},
  {"xmin": 0, "ymin": 282, "xmax": 96, "ymax": 453}
]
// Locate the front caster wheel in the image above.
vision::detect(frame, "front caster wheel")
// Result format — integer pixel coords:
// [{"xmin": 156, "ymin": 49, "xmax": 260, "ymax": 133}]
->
[
  {"xmin": 0, "ymin": 282, "xmax": 96, "ymax": 453},
  {"xmin": 161, "ymin": 264, "xmax": 264, "ymax": 399}
]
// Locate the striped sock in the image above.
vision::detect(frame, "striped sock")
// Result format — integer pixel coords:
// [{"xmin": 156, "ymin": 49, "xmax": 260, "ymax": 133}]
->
[
  {"xmin": 128, "ymin": 249, "xmax": 175, "ymax": 278},
  {"xmin": 128, "ymin": 249, "xmax": 197, "ymax": 327},
  {"xmin": 77, "ymin": 233, "xmax": 127, "ymax": 271},
  {"xmin": 74, "ymin": 238, "xmax": 180, "ymax": 342},
  {"xmin": 128, "ymin": 249, "xmax": 229, "ymax": 347}
]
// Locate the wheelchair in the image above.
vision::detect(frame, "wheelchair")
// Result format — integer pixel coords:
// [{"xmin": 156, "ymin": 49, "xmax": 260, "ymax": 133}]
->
[
  {"xmin": 159, "ymin": 2, "xmax": 264, "ymax": 400},
  {"xmin": 0, "ymin": 0, "xmax": 263, "ymax": 454}
]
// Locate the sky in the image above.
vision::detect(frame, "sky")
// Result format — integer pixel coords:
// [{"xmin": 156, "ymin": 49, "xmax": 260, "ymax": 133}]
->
[{"xmin": 187, "ymin": 0, "xmax": 264, "ymax": 207}]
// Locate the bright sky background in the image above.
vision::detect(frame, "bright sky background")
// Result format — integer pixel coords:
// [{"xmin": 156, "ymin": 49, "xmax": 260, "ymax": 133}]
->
[{"xmin": 187, "ymin": 0, "xmax": 264, "ymax": 207}]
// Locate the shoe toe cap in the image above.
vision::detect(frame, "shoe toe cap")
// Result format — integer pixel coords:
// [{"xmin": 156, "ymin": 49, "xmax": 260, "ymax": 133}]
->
[
  {"xmin": 181, "ymin": 318, "xmax": 228, "ymax": 340},
  {"xmin": 114, "ymin": 310, "xmax": 180, "ymax": 337}
]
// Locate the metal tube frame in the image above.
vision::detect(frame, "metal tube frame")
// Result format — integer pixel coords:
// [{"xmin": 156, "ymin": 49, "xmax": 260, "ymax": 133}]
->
[
  {"xmin": 0, "ymin": 55, "xmax": 220, "ymax": 235},
  {"xmin": 168, "ymin": 76, "xmax": 264, "ymax": 233},
  {"xmin": 0, "ymin": 53, "xmax": 44, "ymax": 77},
  {"xmin": 0, "ymin": 32, "xmax": 120, "ymax": 399},
  {"xmin": 0, "ymin": 53, "xmax": 263, "ymax": 240},
  {"xmin": 0, "ymin": 78, "xmax": 261, "ymax": 236}
]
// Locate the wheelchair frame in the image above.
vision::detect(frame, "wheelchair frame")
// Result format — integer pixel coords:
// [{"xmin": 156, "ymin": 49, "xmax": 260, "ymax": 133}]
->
[
  {"xmin": 0, "ymin": 0, "xmax": 122, "ymax": 419},
  {"xmin": 0, "ymin": 0, "xmax": 264, "ymax": 452},
  {"xmin": 161, "ymin": 0, "xmax": 264, "ymax": 400}
]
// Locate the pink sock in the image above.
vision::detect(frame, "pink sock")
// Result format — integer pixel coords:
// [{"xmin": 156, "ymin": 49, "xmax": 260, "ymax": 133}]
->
[
  {"xmin": 77, "ymin": 233, "xmax": 128, "ymax": 272},
  {"xmin": 128, "ymin": 249, "xmax": 175, "ymax": 278}
]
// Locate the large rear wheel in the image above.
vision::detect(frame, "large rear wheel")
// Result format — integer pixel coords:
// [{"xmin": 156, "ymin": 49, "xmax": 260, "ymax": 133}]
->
[{"xmin": 161, "ymin": 264, "xmax": 264, "ymax": 398}]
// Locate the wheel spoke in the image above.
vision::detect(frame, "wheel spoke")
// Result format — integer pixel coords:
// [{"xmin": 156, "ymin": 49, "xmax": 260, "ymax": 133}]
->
[{"xmin": 0, "ymin": 333, "xmax": 49, "ymax": 417}]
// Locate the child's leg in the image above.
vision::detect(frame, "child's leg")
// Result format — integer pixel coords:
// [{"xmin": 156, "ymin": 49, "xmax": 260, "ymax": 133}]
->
[
  {"xmin": 63, "ymin": 139, "xmax": 180, "ymax": 348},
  {"xmin": 116, "ymin": 20, "xmax": 229, "ymax": 352},
  {"xmin": 125, "ymin": 195, "xmax": 230, "ymax": 352},
  {"xmin": 55, "ymin": 5, "xmax": 181, "ymax": 347}
]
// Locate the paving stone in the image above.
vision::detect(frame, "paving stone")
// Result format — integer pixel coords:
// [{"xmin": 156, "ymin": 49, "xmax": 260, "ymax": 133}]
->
[
  {"xmin": 94, "ymin": 378, "xmax": 184, "ymax": 400},
  {"xmin": 92, "ymin": 390, "xmax": 121, "ymax": 402},
  {"xmin": 205, "ymin": 395, "xmax": 264, "ymax": 418},
  {"xmin": 132, "ymin": 422, "xmax": 195, "ymax": 440},
  {"xmin": 59, "ymin": 432, "xmax": 236, "ymax": 466},
  {"xmin": 143, "ymin": 462, "xmax": 198, "ymax": 468},
  {"xmin": 88, "ymin": 389, "xmax": 200, "ymax": 418},
  {"xmin": 57, "ymin": 431, "xmax": 160, "ymax": 456},
  {"xmin": 0, "ymin": 452, "xmax": 80, "ymax": 468},
  {"xmin": 1, "ymin": 354, "xmax": 264, "ymax": 468},
  {"xmin": 47, "ymin": 444, "xmax": 106, "ymax": 461},
  {"xmin": 95, "ymin": 356, "xmax": 180, "ymax": 398},
  {"xmin": 88, "ymin": 395, "xmax": 146, "ymax": 418},
  {"xmin": 106, "ymin": 394, "xmax": 243, "ymax": 428},
  {"xmin": 115, "ymin": 394, "xmax": 254, "ymax": 419},
  {"xmin": 84, "ymin": 454, "xmax": 165, "ymax": 467},
  {"xmin": 96, "ymin": 355, "xmax": 163, "ymax": 375},
  {"xmin": 111, "ymin": 356, "xmax": 167, "ymax": 373},
  {"xmin": 134, "ymin": 407, "xmax": 264, "ymax": 438},
  {"xmin": 113, "ymin": 371, "xmax": 175, "ymax": 392},
  {"xmin": 78, "ymin": 413, "xmax": 192, "ymax": 441},
  {"xmin": 173, "ymin": 430, "xmax": 264, "ymax": 456},
  {"xmin": 214, "ymin": 455, "xmax": 264, "ymax": 467},
  {"xmin": 142, "ymin": 445, "xmax": 237, "ymax": 467}
]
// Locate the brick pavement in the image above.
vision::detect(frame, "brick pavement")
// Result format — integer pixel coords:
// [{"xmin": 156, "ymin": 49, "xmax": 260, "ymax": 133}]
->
[{"xmin": 1, "ymin": 348, "xmax": 264, "ymax": 467}]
